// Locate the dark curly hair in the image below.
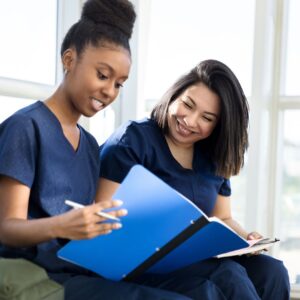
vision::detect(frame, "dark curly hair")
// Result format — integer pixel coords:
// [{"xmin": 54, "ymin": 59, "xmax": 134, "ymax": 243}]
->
[
  {"xmin": 61, "ymin": 0, "xmax": 136, "ymax": 57},
  {"xmin": 151, "ymin": 59, "xmax": 249, "ymax": 178}
]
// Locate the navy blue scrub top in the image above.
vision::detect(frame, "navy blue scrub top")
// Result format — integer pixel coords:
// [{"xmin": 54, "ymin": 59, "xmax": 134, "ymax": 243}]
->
[
  {"xmin": 0, "ymin": 101, "xmax": 100, "ymax": 272},
  {"xmin": 100, "ymin": 118, "xmax": 231, "ymax": 216}
]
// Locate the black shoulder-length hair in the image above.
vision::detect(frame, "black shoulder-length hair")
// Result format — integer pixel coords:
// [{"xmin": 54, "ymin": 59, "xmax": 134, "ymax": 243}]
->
[{"xmin": 150, "ymin": 59, "xmax": 249, "ymax": 178}]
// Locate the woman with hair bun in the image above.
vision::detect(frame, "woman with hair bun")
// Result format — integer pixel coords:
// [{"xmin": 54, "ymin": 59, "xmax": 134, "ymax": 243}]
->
[{"xmin": 0, "ymin": 0, "xmax": 196, "ymax": 299}]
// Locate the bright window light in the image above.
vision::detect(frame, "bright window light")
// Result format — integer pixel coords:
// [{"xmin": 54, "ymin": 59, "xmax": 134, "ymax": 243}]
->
[{"xmin": 0, "ymin": 0, "xmax": 57, "ymax": 85}]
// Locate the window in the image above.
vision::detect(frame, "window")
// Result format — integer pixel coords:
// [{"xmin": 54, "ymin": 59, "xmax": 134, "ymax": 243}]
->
[
  {"xmin": 89, "ymin": 106, "xmax": 116, "ymax": 145},
  {"xmin": 0, "ymin": 0, "xmax": 57, "ymax": 85},
  {"xmin": 0, "ymin": 0, "xmax": 80, "ymax": 124},
  {"xmin": 277, "ymin": 0, "xmax": 300, "ymax": 286},
  {"xmin": 279, "ymin": 110, "xmax": 300, "ymax": 284},
  {"xmin": 283, "ymin": 0, "xmax": 300, "ymax": 96},
  {"xmin": 0, "ymin": 0, "xmax": 59, "ymax": 130},
  {"xmin": 141, "ymin": 0, "xmax": 255, "ymax": 109}
]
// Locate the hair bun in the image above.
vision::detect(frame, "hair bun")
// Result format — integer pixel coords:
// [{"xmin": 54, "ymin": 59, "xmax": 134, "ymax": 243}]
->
[{"xmin": 82, "ymin": 0, "xmax": 136, "ymax": 39}]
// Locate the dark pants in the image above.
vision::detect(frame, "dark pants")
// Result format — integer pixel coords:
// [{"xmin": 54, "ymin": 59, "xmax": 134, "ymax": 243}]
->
[{"xmin": 49, "ymin": 254, "xmax": 290, "ymax": 300}]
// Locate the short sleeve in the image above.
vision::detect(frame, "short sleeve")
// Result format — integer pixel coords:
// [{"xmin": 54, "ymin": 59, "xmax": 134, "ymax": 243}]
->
[
  {"xmin": 219, "ymin": 178, "xmax": 231, "ymax": 196},
  {"xmin": 99, "ymin": 122, "xmax": 146, "ymax": 183},
  {"xmin": 0, "ymin": 115, "xmax": 37, "ymax": 187}
]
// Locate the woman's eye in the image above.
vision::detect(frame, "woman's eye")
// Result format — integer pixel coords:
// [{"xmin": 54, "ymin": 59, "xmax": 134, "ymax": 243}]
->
[
  {"xmin": 203, "ymin": 116, "xmax": 213, "ymax": 122},
  {"xmin": 115, "ymin": 82, "xmax": 124, "ymax": 89},
  {"xmin": 97, "ymin": 71, "xmax": 108, "ymax": 80},
  {"xmin": 182, "ymin": 100, "xmax": 192, "ymax": 109}
]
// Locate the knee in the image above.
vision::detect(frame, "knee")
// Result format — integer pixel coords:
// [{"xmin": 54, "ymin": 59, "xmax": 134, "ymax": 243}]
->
[
  {"xmin": 258, "ymin": 256, "xmax": 290, "ymax": 286},
  {"xmin": 217, "ymin": 259, "xmax": 248, "ymax": 278},
  {"xmin": 253, "ymin": 255, "xmax": 290, "ymax": 298},
  {"xmin": 210, "ymin": 260, "xmax": 259, "ymax": 299},
  {"xmin": 211, "ymin": 259, "xmax": 253, "ymax": 287},
  {"xmin": 267, "ymin": 258, "xmax": 290, "ymax": 292}
]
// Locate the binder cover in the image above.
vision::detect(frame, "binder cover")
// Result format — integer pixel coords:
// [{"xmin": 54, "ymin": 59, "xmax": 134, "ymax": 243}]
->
[{"xmin": 58, "ymin": 165, "xmax": 249, "ymax": 281}]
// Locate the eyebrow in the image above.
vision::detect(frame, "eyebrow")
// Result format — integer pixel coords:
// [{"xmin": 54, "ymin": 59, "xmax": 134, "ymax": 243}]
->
[
  {"xmin": 97, "ymin": 62, "xmax": 113, "ymax": 72},
  {"xmin": 185, "ymin": 96, "xmax": 219, "ymax": 118}
]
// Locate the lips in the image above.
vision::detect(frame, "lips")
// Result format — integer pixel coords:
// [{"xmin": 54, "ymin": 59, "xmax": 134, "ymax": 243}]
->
[
  {"xmin": 91, "ymin": 97, "xmax": 105, "ymax": 112},
  {"xmin": 176, "ymin": 119, "xmax": 193, "ymax": 137}
]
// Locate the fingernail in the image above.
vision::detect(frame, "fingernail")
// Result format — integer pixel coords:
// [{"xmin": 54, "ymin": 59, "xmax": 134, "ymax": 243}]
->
[
  {"xmin": 121, "ymin": 209, "xmax": 128, "ymax": 215},
  {"xmin": 115, "ymin": 223, "xmax": 122, "ymax": 229},
  {"xmin": 114, "ymin": 200, "xmax": 123, "ymax": 206}
]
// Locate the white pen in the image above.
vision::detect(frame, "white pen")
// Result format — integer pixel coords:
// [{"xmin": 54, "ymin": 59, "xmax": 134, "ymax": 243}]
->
[{"xmin": 65, "ymin": 200, "xmax": 120, "ymax": 221}]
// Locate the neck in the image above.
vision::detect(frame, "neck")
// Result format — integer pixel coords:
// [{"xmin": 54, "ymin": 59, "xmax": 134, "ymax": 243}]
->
[
  {"xmin": 44, "ymin": 86, "xmax": 80, "ymax": 128},
  {"xmin": 165, "ymin": 135, "xmax": 194, "ymax": 169}
]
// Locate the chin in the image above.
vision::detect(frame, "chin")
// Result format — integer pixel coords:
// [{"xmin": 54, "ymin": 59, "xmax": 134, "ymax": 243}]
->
[{"xmin": 81, "ymin": 110, "xmax": 97, "ymax": 118}]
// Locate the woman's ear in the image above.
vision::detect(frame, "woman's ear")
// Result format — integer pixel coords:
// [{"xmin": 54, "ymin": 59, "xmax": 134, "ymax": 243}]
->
[{"xmin": 62, "ymin": 48, "xmax": 76, "ymax": 73}]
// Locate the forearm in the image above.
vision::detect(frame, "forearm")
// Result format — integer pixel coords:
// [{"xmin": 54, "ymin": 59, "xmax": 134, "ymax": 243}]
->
[
  {"xmin": 95, "ymin": 178, "xmax": 120, "ymax": 202},
  {"xmin": 0, "ymin": 216, "xmax": 61, "ymax": 247},
  {"xmin": 222, "ymin": 217, "xmax": 249, "ymax": 239}
]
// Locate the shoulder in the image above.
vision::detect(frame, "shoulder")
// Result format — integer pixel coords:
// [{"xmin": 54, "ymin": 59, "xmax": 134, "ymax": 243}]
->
[
  {"xmin": 108, "ymin": 118, "xmax": 161, "ymax": 145},
  {"xmin": 0, "ymin": 109, "xmax": 37, "ymax": 136},
  {"xmin": 1, "ymin": 101, "xmax": 46, "ymax": 130},
  {"xmin": 15, "ymin": 101, "xmax": 44, "ymax": 115},
  {"xmin": 0, "ymin": 102, "xmax": 48, "ymax": 149},
  {"xmin": 0, "ymin": 103, "xmax": 43, "ymax": 186}
]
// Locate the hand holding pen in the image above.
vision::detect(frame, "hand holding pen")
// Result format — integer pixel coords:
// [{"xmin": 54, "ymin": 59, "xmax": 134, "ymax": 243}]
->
[
  {"xmin": 53, "ymin": 199, "xmax": 127, "ymax": 240},
  {"xmin": 65, "ymin": 200, "xmax": 121, "ymax": 221}
]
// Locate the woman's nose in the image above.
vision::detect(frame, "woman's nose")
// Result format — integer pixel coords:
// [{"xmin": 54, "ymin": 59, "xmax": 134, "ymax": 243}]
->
[
  {"xmin": 184, "ymin": 113, "xmax": 199, "ymax": 128},
  {"xmin": 102, "ymin": 82, "xmax": 118, "ymax": 102}
]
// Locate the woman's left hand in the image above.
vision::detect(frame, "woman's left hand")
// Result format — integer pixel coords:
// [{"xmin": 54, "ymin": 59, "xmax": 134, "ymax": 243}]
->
[
  {"xmin": 247, "ymin": 231, "xmax": 262, "ymax": 240},
  {"xmin": 247, "ymin": 231, "xmax": 267, "ymax": 256}
]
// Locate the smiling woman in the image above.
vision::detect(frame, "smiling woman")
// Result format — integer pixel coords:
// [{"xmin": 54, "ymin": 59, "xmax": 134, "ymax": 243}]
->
[
  {"xmin": 0, "ymin": 0, "xmax": 136, "ymax": 255},
  {"xmin": 97, "ymin": 59, "xmax": 290, "ymax": 299}
]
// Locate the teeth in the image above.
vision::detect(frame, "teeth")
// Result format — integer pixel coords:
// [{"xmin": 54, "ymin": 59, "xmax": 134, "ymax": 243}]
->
[
  {"xmin": 178, "ymin": 123, "xmax": 191, "ymax": 134},
  {"xmin": 93, "ymin": 97, "xmax": 103, "ymax": 104},
  {"xmin": 92, "ymin": 98, "xmax": 104, "ymax": 106},
  {"xmin": 91, "ymin": 97, "xmax": 105, "ymax": 111},
  {"xmin": 176, "ymin": 119, "xmax": 198, "ymax": 135}
]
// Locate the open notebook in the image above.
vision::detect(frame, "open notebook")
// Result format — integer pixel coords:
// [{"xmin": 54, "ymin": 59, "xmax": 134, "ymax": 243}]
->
[{"xmin": 58, "ymin": 165, "xmax": 279, "ymax": 281}]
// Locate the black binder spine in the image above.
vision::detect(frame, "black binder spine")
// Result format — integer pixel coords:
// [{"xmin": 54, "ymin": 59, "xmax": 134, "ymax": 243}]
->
[{"xmin": 123, "ymin": 216, "xmax": 209, "ymax": 281}]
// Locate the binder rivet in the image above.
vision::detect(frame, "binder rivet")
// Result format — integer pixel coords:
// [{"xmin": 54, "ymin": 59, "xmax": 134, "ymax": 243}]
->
[
  {"xmin": 155, "ymin": 247, "xmax": 160, "ymax": 252},
  {"xmin": 190, "ymin": 220, "xmax": 195, "ymax": 224},
  {"xmin": 122, "ymin": 274, "xmax": 127, "ymax": 278}
]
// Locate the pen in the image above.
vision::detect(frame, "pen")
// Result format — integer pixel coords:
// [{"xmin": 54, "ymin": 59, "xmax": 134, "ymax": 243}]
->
[{"xmin": 65, "ymin": 200, "xmax": 120, "ymax": 221}]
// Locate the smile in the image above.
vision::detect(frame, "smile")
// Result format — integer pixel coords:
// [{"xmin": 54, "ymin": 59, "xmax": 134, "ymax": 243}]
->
[
  {"xmin": 176, "ymin": 119, "xmax": 198, "ymax": 136},
  {"xmin": 91, "ymin": 97, "xmax": 105, "ymax": 111}
]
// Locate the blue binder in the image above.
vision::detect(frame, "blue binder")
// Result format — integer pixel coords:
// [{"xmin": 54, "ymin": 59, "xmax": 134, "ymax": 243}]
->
[{"xmin": 58, "ymin": 165, "xmax": 249, "ymax": 281}]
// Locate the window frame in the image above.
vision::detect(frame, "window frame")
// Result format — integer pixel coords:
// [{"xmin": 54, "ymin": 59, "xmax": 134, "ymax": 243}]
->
[{"xmin": 0, "ymin": 0, "xmax": 81, "ymax": 105}]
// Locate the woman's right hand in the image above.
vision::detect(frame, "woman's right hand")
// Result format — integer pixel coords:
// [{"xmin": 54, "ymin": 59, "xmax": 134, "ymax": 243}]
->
[{"xmin": 53, "ymin": 200, "xmax": 127, "ymax": 240}]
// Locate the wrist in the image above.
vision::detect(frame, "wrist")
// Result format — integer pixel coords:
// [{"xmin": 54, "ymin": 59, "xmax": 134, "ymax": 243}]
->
[{"xmin": 49, "ymin": 214, "xmax": 63, "ymax": 239}]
